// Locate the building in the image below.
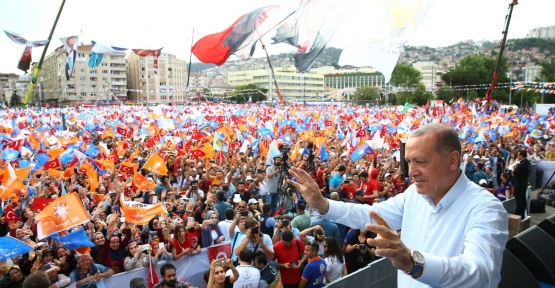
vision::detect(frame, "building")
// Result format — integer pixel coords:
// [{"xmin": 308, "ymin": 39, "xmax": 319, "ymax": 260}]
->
[
  {"xmin": 412, "ymin": 61, "xmax": 445, "ymax": 89},
  {"xmin": 522, "ymin": 65, "xmax": 542, "ymax": 82},
  {"xmin": 527, "ymin": 26, "xmax": 555, "ymax": 40},
  {"xmin": 0, "ymin": 73, "xmax": 19, "ymax": 105},
  {"xmin": 40, "ymin": 44, "xmax": 128, "ymax": 104},
  {"xmin": 188, "ymin": 72, "xmax": 209, "ymax": 89},
  {"xmin": 127, "ymin": 53, "xmax": 187, "ymax": 104},
  {"xmin": 227, "ymin": 65, "xmax": 325, "ymax": 101},
  {"xmin": 323, "ymin": 67, "xmax": 385, "ymax": 90}
]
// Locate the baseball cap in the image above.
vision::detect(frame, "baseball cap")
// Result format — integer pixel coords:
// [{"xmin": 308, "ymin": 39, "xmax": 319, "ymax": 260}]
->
[
  {"xmin": 479, "ymin": 179, "xmax": 487, "ymax": 185},
  {"xmin": 245, "ymin": 176, "xmax": 254, "ymax": 181},
  {"xmin": 473, "ymin": 155, "xmax": 480, "ymax": 159},
  {"xmin": 296, "ymin": 199, "xmax": 307, "ymax": 209},
  {"xmin": 248, "ymin": 199, "xmax": 258, "ymax": 205},
  {"xmin": 384, "ymin": 173, "xmax": 392, "ymax": 178}
]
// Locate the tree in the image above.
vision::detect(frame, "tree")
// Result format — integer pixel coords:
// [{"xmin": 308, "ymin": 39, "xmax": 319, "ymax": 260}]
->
[
  {"xmin": 436, "ymin": 86, "xmax": 456, "ymax": 102},
  {"xmin": 10, "ymin": 90, "xmax": 20, "ymax": 107},
  {"xmin": 539, "ymin": 56, "xmax": 555, "ymax": 82},
  {"xmin": 390, "ymin": 64, "xmax": 422, "ymax": 87},
  {"xmin": 353, "ymin": 86, "xmax": 379, "ymax": 101},
  {"xmin": 230, "ymin": 83, "xmax": 267, "ymax": 103},
  {"xmin": 394, "ymin": 84, "xmax": 433, "ymax": 106}
]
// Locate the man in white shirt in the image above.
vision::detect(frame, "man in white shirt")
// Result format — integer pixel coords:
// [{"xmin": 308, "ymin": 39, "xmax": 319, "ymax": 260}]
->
[
  {"xmin": 287, "ymin": 123, "xmax": 509, "ymax": 288},
  {"xmin": 226, "ymin": 249, "xmax": 260, "ymax": 288},
  {"xmin": 218, "ymin": 208, "xmax": 234, "ymax": 241}
]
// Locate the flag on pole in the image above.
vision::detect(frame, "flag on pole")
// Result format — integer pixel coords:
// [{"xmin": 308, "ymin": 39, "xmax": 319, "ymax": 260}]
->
[
  {"xmin": 3, "ymin": 30, "xmax": 48, "ymax": 72},
  {"xmin": 60, "ymin": 35, "xmax": 79, "ymax": 80},
  {"xmin": 148, "ymin": 253, "xmax": 159, "ymax": 288},
  {"xmin": 34, "ymin": 193, "xmax": 90, "ymax": 239},
  {"xmin": 142, "ymin": 154, "xmax": 168, "ymax": 176},
  {"xmin": 132, "ymin": 48, "xmax": 163, "ymax": 74},
  {"xmin": 120, "ymin": 198, "xmax": 166, "ymax": 225}
]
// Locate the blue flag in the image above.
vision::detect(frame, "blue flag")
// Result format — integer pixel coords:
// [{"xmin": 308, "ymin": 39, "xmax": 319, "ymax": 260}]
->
[
  {"xmin": 50, "ymin": 229, "xmax": 95, "ymax": 251},
  {"xmin": 0, "ymin": 236, "xmax": 34, "ymax": 262},
  {"xmin": 350, "ymin": 143, "xmax": 374, "ymax": 162},
  {"xmin": 85, "ymin": 145, "xmax": 100, "ymax": 158},
  {"xmin": 319, "ymin": 143, "xmax": 329, "ymax": 161},
  {"xmin": 1, "ymin": 148, "xmax": 20, "ymax": 161}
]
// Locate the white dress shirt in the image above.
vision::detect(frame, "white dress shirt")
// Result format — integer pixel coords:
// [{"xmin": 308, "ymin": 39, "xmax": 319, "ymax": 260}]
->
[{"xmin": 324, "ymin": 171, "xmax": 508, "ymax": 288}]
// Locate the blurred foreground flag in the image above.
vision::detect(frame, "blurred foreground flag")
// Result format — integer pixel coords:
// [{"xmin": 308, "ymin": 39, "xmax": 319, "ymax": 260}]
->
[
  {"xmin": 35, "ymin": 192, "xmax": 89, "ymax": 238},
  {"xmin": 0, "ymin": 236, "xmax": 34, "ymax": 262},
  {"xmin": 337, "ymin": 0, "xmax": 436, "ymax": 82}
]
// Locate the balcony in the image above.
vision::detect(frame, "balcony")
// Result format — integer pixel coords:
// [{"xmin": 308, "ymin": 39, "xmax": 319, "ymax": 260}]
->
[
  {"xmin": 110, "ymin": 58, "xmax": 126, "ymax": 64},
  {"xmin": 110, "ymin": 73, "xmax": 126, "ymax": 78},
  {"xmin": 110, "ymin": 65, "xmax": 126, "ymax": 71},
  {"xmin": 111, "ymin": 81, "xmax": 127, "ymax": 85}
]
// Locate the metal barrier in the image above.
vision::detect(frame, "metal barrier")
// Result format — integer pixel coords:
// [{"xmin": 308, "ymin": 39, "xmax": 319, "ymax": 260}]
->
[{"xmin": 327, "ymin": 257, "xmax": 397, "ymax": 288}]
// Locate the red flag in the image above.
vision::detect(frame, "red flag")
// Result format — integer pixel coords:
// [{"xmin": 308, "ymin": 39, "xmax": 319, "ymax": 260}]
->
[
  {"xmin": 324, "ymin": 120, "xmax": 333, "ymax": 127},
  {"xmin": 18, "ymin": 122, "xmax": 28, "ymax": 129},
  {"xmin": 355, "ymin": 129, "xmax": 366, "ymax": 138},
  {"xmin": 191, "ymin": 131, "xmax": 204, "ymax": 141},
  {"xmin": 43, "ymin": 159, "xmax": 61, "ymax": 170},
  {"xmin": 116, "ymin": 126, "xmax": 127, "ymax": 136},
  {"xmin": 5, "ymin": 139, "xmax": 25, "ymax": 150},
  {"xmin": 119, "ymin": 162, "xmax": 136, "ymax": 174},
  {"xmin": 207, "ymin": 243, "xmax": 231, "ymax": 263},
  {"xmin": 190, "ymin": 149, "xmax": 206, "ymax": 159},
  {"xmin": 31, "ymin": 198, "xmax": 54, "ymax": 211},
  {"xmin": 148, "ymin": 254, "xmax": 159, "ymax": 288},
  {"xmin": 132, "ymin": 49, "xmax": 163, "ymax": 74},
  {"xmin": 3, "ymin": 205, "xmax": 18, "ymax": 224},
  {"xmin": 145, "ymin": 137, "xmax": 155, "ymax": 149}
]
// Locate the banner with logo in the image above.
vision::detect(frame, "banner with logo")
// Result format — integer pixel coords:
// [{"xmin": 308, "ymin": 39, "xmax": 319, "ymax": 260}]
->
[
  {"xmin": 35, "ymin": 192, "xmax": 90, "ymax": 239},
  {"xmin": 120, "ymin": 198, "xmax": 166, "ymax": 225},
  {"xmin": 207, "ymin": 242, "xmax": 232, "ymax": 263}
]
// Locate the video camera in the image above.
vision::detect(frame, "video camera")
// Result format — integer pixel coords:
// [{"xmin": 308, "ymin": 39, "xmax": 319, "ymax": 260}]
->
[{"xmin": 277, "ymin": 143, "xmax": 296, "ymax": 197}]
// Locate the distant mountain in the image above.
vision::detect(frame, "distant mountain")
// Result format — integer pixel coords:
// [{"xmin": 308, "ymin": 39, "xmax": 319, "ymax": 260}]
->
[{"xmin": 189, "ymin": 62, "xmax": 216, "ymax": 72}]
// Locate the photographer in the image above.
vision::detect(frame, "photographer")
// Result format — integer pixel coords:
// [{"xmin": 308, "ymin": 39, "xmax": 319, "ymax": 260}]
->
[
  {"xmin": 185, "ymin": 180, "xmax": 204, "ymax": 205},
  {"xmin": 234, "ymin": 219, "xmax": 274, "ymax": 260},
  {"xmin": 299, "ymin": 224, "xmax": 326, "ymax": 257},
  {"xmin": 345, "ymin": 229, "xmax": 376, "ymax": 273},
  {"xmin": 272, "ymin": 214, "xmax": 300, "ymax": 244},
  {"xmin": 266, "ymin": 156, "xmax": 283, "ymax": 214}
]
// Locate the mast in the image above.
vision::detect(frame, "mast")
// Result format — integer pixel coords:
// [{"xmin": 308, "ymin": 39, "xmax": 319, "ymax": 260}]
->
[{"xmin": 260, "ymin": 39, "xmax": 284, "ymax": 104}]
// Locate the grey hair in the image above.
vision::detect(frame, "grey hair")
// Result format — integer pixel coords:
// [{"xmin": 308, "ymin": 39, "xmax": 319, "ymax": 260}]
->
[
  {"xmin": 129, "ymin": 277, "xmax": 146, "ymax": 288},
  {"xmin": 330, "ymin": 192, "xmax": 340, "ymax": 201},
  {"xmin": 409, "ymin": 123, "xmax": 461, "ymax": 160}
]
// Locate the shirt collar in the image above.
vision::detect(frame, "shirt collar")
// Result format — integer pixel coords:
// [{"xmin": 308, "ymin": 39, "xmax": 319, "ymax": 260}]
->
[
  {"xmin": 308, "ymin": 256, "xmax": 321, "ymax": 263},
  {"xmin": 421, "ymin": 170, "xmax": 466, "ymax": 212}
]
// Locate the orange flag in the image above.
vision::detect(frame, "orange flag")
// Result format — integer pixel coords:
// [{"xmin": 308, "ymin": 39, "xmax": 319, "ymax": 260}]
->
[
  {"xmin": 202, "ymin": 143, "xmax": 215, "ymax": 159},
  {"xmin": 15, "ymin": 167, "xmax": 33, "ymax": 181},
  {"xmin": 35, "ymin": 193, "xmax": 89, "ymax": 238},
  {"xmin": 47, "ymin": 169, "xmax": 68, "ymax": 180},
  {"xmin": 95, "ymin": 160, "xmax": 114, "ymax": 169},
  {"xmin": 81, "ymin": 162, "xmax": 98, "ymax": 192},
  {"xmin": 132, "ymin": 172, "xmax": 148, "ymax": 191},
  {"xmin": 290, "ymin": 141, "xmax": 301, "ymax": 161},
  {"xmin": 142, "ymin": 154, "xmax": 168, "ymax": 176},
  {"xmin": 119, "ymin": 198, "xmax": 166, "ymax": 225},
  {"xmin": 1, "ymin": 180, "xmax": 27, "ymax": 201},
  {"xmin": 47, "ymin": 148, "xmax": 66, "ymax": 159},
  {"xmin": 101, "ymin": 128, "xmax": 115, "ymax": 139}
]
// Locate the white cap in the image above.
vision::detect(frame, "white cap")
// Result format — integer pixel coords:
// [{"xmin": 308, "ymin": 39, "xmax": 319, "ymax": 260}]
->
[
  {"xmin": 479, "ymin": 179, "xmax": 487, "ymax": 185},
  {"xmin": 233, "ymin": 194, "xmax": 242, "ymax": 203},
  {"xmin": 245, "ymin": 176, "xmax": 254, "ymax": 181},
  {"xmin": 384, "ymin": 173, "xmax": 392, "ymax": 178},
  {"xmin": 248, "ymin": 198, "xmax": 258, "ymax": 205},
  {"xmin": 473, "ymin": 155, "xmax": 480, "ymax": 159}
]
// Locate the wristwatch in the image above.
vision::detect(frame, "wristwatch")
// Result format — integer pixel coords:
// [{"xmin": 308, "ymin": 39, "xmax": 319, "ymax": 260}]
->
[{"xmin": 404, "ymin": 250, "xmax": 424, "ymax": 278}]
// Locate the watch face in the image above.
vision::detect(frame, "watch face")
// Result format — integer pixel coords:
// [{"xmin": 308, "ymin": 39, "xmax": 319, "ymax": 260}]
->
[{"xmin": 413, "ymin": 251, "xmax": 425, "ymax": 264}]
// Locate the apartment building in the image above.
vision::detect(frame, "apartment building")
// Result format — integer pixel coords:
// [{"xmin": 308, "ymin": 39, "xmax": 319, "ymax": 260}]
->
[
  {"xmin": 0, "ymin": 72, "xmax": 19, "ymax": 104},
  {"xmin": 127, "ymin": 53, "xmax": 187, "ymax": 104}
]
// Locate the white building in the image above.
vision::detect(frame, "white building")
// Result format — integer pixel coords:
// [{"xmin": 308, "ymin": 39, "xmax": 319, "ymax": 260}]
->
[
  {"xmin": 527, "ymin": 26, "xmax": 555, "ymax": 40},
  {"xmin": 412, "ymin": 61, "xmax": 445, "ymax": 89},
  {"xmin": 522, "ymin": 65, "xmax": 542, "ymax": 82}
]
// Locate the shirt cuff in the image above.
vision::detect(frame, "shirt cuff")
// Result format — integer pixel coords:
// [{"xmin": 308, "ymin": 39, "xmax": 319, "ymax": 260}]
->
[
  {"xmin": 416, "ymin": 251, "xmax": 444, "ymax": 286},
  {"xmin": 322, "ymin": 199, "xmax": 342, "ymax": 219}
]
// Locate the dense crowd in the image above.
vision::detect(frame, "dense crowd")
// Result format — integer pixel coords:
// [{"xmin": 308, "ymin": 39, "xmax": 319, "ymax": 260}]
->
[{"xmin": 0, "ymin": 102, "xmax": 552, "ymax": 288}]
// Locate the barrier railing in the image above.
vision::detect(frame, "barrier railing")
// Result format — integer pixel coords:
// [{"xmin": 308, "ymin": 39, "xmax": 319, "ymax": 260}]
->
[{"xmin": 327, "ymin": 257, "xmax": 397, "ymax": 288}]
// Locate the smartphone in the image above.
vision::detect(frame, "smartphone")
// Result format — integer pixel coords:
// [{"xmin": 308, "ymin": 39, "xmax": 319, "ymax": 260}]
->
[
  {"xmin": 170, "ymin": 233, "xmax": 174, "ymax": 239},
  {"xmin": 214, "ymin": 258, "xmax": 227, "ymax": 266},
  {"xmin": 120, "ymin": 217, "xmax": 126, "ymax": 223},
  {"xmin": 315, "ymin": 230, "xmax": 324, "ymax": 236},
  {"xmin": 152, "ymin": 196, "xmax": 158, "ymax": 204},
  {"xmin": 158, "ymin": 243, "xmax": 165, "ymax": 249},
  {"xmin": 187, "ymin": 217, "xmax": 194, "ymax": 223},
  {"xmin": 240, "ymin": 211, "xmax": 249, "ymax": 217},
  {"xmin": 141, "ymin": 244, "xmax": 151, "ymax": 251}
]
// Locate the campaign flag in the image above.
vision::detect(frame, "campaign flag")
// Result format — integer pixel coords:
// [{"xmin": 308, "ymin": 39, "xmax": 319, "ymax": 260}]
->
[
  {"xmin": 4, "ymin": 30, "xmax": 48, "ymax": 72},
  {"xmin": 207, "ymin": 242, "xmax": 232, "ymax": 263},
  {"xmin": 35, "ymin": 193, "xmax": 90, "ymax": 238},
  {"xmin": 191, "ymin": 2, "xmax": 301, "ymax": 65},
  {"xmin": 50, "ymin": 228, "xmax": 95, "ymax": 250},
  {"xmin": 81, "ymin": 162, "xmax": 98, "ymax": 192},
  {"xmin": 119, "ymin": 161, "xmax": 137, "ymax": 174},
  {"xmin": 148, "ymin": 254, "xmax": 159, "ymax": 288},
  {"xmin": 60, "ymin": 35, "xmax": 79, "ymax": 80},
  {"xmin": 31, "ymin": 198, "xmax": 53, "ymax": 210},
  {"xmin": 350, "ymin": 142, "xmax": 374, "ymax": 162},
  {"xmin": 190, "ymin": 149, "xmax": 207, "ymax": 159},
  {"xmin": 202, "ymin": 143, "xmax": 216, "ymax": 159},
  {"xmin": 266, "ymin": 140, "xmax": 282, "ymax": 165},
  {"xmin": 1, "ymin": 147, "xmax": 20, "ymax": 161},
  {"xmin": 143, "ymin": 154, "xmax": 168, "ymax": 176},
  {"xmin": 43, "ymin": 158, "xmax": 61, "ymax": 170},
  {"xmin": 132, "ymin": 172, "xmax": 148, "ymax": 191},
  {"xmin": 0, "ymin": 236, "xmax": 34, "ymax": 262},
  {"xmin": 89, "ymin": 41, "xmax": 128, "ymax": 68},
  {"xmin": 319, "ymin": 143, "xmax": 329, "ymax": 161},
  {"xmin": 272, "ymin": 0, "xmax": 357, "ymax": 72},
  {"xmin": 120, "ymin": 198, "xmax": 166, "ymax": 225},
  {"xmin": 132, "ymin": 48, "xmax": 163, "ymax": 74},
  {"xmin": 338, "ymin": 0, "xmax": 436, "ymax": 82},
  {"xmin": 84, "ymin": 145, "xmax": 101, "ymax": 158}
]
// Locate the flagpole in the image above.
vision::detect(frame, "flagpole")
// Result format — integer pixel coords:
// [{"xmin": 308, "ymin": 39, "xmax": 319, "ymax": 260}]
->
[
  {"xmin": 186, "ymin": 29, "xmax": 194, "ymax": 92},
  {"xmin": 24, "ymin": 0, "xmax": 67, "ymax": 105}
]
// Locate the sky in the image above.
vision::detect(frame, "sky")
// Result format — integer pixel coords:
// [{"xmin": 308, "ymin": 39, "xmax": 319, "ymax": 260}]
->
[{"xmin": 0, "ymin": 0, "xmax": 554, "ymax": 75}]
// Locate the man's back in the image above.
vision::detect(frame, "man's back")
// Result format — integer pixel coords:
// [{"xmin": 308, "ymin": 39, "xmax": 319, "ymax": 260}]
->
[
  {"xmin": 302, "ymin": 257, "xmax": 326, "ymax": 288},
  {"xmin": 291, "ymin": 212, "xmax": 311, "ymax": 232},
  {"xmin": 227, "ymin": 265, "xmax": 260, "ymax": 288},
  {"xmin": 214, "ymin": 201, "xmax": 231, "ymax": 221}
]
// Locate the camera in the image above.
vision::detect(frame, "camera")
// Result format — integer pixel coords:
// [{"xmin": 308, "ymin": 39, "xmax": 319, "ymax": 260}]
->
[
  {"xmin": 240, "ymin": 211, "xmax": 249, "ymax": 217},
  {"xmin": 281, "ymin": 219, "xmax": 289, "ymax": 227},
  {"xmin": 315, "ymin": 229, "xmax": 324, "ymax": 236},
  {"xmin": 251, "ymin": 227, "xmax": 259, "ymax": 235}
]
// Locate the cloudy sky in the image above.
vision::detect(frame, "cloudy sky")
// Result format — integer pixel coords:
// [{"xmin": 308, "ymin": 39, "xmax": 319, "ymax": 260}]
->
[{"xmin": 0, "ymin": 0, "xmax": 553, "ymax": 74}]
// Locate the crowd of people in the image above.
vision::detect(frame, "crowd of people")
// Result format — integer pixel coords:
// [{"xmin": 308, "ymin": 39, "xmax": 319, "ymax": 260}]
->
[{"xmin": 0, "ymin": 101, "xmax": 551, "ymax": 288}]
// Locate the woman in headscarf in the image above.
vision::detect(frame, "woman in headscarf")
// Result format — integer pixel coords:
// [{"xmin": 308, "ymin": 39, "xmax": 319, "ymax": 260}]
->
[
  {"xmin": 123, "ymin": 240, "xmax": 150, "ymax": 271},
  {"xmin": 54, "ymin": 246, "xmax": 77, "ymax": 276},
  {"xmin": 101, "ymin": 222, "xmax": 131, "ymax": 274},
  {"xmin": 201, "ymin": 211, "xmax": 224, "ymax": 248},
  {"xmin": 150, "ymin": 241, "xmax": 173, "ymax": 264},
  {"xmin": 90, "ymin": 231, "xmax": 105, "ymax": 265},
  {"xmin": 141, "ymin": 217, "xmax": 160, "ymax": 244}
]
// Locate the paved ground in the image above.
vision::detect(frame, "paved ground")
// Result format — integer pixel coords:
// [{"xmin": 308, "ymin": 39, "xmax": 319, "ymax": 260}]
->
[{"xmin": 529, "ymin": 188, "xmax": 555, "ymax": 226}]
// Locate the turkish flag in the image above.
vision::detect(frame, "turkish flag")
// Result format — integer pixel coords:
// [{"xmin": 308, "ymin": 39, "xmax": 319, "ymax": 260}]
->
[
  {"xmin": 82, "ymin": 132, "xmax": 92, "ymax": 144},
  {"xmin": 31, "ymin": 198, "xmax": 54, "ymax": 211},
  {"xmin": 119, "ymin": 162, "xmax": 136, "ymax": 173},
  {"xmin": 148, "ymin": 255, "xmax": 158, "ymax": 288},
  {"xmin": 205, "ymin": 115, "xmax": 213, "ymax": 121},
  {"xmin": 158, "ymin": 150, "xmax": 168, "ymax": 162},
  {"xmin": 18, "ymin": 122, "xmax": 28, "ymax": 129},
  {"xmin": 355, "ymin": 129, "xmax": 366, "ymax": 138},
  {"xmin": 145, "ymin": 137, "xmax": 155, "ymax": 148},
  {"xmin": 324, "ymin": 120, "xmax": 332, "ymax": 127},
  {"xmin": 116, "ymin": 126, "xmax": 127, "ymax": 136},
  {"xmin": 297, "ymin": 119, "xmax": 304, "ymax": 124},
  {"xmin": 153, "ymin": 134, "xmax": 161, "ymax": 142},
  {"xmin": 190, "ymin": 149, "xmax": 206, "ymax": 159},
  {"xmin": 4, "ymin": 206, "xmax": 18, "ymax": 224},
  {"xmin": 6, "ymin": 139, "xmax": 25, "ymax": 150},
  {"xmin": 207, "ymin": 243, "xmax": 232, "ymax": 263},
  {"xmin": 191, "ymin": 131, "xmax": 204, "ymax": 141},
  {"xmin": 43, "ymin": 159, "xmax": 61, "ymax": 170},
  {"xmin": 217, "ymin": 116, "xmax": 226, "ymax": 122}
]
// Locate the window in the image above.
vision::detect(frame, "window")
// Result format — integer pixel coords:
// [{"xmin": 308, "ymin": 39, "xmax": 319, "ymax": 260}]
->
[
  {"xmin": 102, "ymin": 70, "xmax": 108, "ymax": 74},
  {"xmin": 90, "ymin": 70, "xmax": 97, "ymax": 74},
  {"xmin": 79, "ymin": 69, "xmax": 85, "ymax": 73},
  {"xmin": 79, "ymin": 76, "xmax": 86, "ymax": 81},
  {"xmin": 141, "ymin": 67, "xmax": 145, "ymax": 71},
  {"xmin": 147, "ymin": 60, "xmax": 154, "ymax": 64},
  {"xmin": 159, "ymin": 60, "xmax": 165, "ymax": 64},
  {"xmin": 102, "ymin": 77, "xmax": 108, "ymax": 82},
  {"xmin": 103, "ymin": 85, "xmax": 108, "ymax": 89},
  {"xmin": 140, "ymin": 60, "xmax": 145, "ymax": 64},
  {"xmin": 101, "ymin": 63, "xmax": 108, "ymax": 66},
  {"xmin": 78, "ymin": 53, "xmax": 85, "ymax": 58},
  {"xmin": 91, "ymin": 93, "xmax": 98, "ymax": 97},
  {"xmin": 141, "ymin": 75, "xmax": 145, "ymax": 79},
  {"xmin": 80, "ymin": 92, "xmax": 87, "ymax": 97},
  {"xmin": 160, "ymin": 82, "xmax": 166, "ymax": 86},
  {"xmin": 77, "ymin": 61, "xmax": 85, "ymax": 66}
]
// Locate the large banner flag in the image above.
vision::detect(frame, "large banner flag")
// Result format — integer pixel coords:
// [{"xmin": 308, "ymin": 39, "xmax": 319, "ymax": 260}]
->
[
  {"xmin": 35, "ymin": 192, "xmax": 89, "ymax": 239},
  {"xmin": 132, "ymin": 49, "xmax": 163, "ymax": 74},
  {"xmin": 142, "ymin": 154, "xmax": 168, "ymax": 176},
  {"xmin": 50, "ymin": 228, "xmax": 95, "ymax": 250},
  {"xmin": 120, "ymin": 198, "xmax": 166, "ymax": 225},
  {"xmin": 271, "ymin": 0, "xmax": 357, "ymax": 72},
  {"xmin": 60, "ymin": 35, "xmax": 79, "ymax": 81},
  {"xmin": 31, "ymin": 197, "xmax": 54, "ymax": 210},
  {"xmin": 0, "ymin": 236, "xmax": 34, "ymax": 262},
  {"xmin": 3, "ymin": 30, "xmax": 49, "ymax": 72},
  {"xmin": 338, "ymin": 0, "xmax": 436, "ymax": 82},
  {"xmin": 191, "ymin": 1, "xmax": 302, "ymax": 65},
  {"xmin": 89, "ymin": 41, "xmax": 128, "ymax": 68},
  {"xmin": 207, "ymin": 242, "xmax": 232, "ymax": 263}
]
